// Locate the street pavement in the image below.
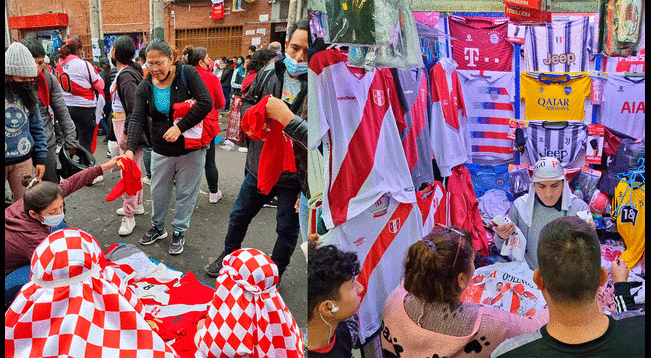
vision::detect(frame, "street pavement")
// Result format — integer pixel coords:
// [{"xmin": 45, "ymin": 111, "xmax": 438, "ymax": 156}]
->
[{"xmin": 60, "ymin": 119, "xmax": 307, "ymax": 328}]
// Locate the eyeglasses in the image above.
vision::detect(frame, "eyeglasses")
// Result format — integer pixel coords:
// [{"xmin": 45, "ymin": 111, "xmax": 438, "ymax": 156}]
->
[
  {"xmin": 145, "ymin": 59, "xmax": 168, "ymax": 69},
  {"xmin": 433, "ymin": 223, "xmax": 466, "ymax": 267}
]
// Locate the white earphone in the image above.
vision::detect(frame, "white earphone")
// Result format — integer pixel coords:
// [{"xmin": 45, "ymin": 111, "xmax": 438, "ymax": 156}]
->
[{"xmin": 326, "ymin": 300, "xmax": 339, "ymax": 313}]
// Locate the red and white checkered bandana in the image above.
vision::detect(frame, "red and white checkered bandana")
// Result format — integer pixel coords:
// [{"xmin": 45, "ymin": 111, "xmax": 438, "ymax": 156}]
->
[
  {"xmin": 5, "ymin": 228, "xmax": 180, "ymax": 358},
  {"xmin": 195, "ymin": 248, "xmax": 304, "ymax": 358}
]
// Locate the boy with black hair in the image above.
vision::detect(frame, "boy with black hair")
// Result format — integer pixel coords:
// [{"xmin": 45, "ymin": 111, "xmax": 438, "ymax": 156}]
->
[
  {"xmin": 492, "ymin": 216, "xmax": 645, "ymax": 357},
  {"xmin": 307, "ymin": 244, "xmax": 364, "ymax": 357}
]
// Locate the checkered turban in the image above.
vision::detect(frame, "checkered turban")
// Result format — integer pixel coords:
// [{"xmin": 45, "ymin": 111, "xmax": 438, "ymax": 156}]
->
[
  {"xmin": 195, "ymin": 248, "xmax": 304, "ymax": 358},
  {"xmin": 5, "ymin": 228, "xmax": 180, "ymax": 358}
]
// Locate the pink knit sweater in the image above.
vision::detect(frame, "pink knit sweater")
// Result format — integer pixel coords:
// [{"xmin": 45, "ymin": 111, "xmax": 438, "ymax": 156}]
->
[{"xmin": 381, "ymin": 286, "xmax": 549, "ymax": 358}]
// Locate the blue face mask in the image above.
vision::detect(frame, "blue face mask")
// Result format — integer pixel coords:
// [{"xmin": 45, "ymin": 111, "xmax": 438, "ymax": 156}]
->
[
  {"xmin": 41, "ymin": 212, "xmax": 65, "ymax": 227},
  {"xmin": 237, "ymin": 59, "xmax": 242, "ymax": 65},
  {"xmin": 283, "ymin": 54, "xmax": 307, "ymax": 76}
]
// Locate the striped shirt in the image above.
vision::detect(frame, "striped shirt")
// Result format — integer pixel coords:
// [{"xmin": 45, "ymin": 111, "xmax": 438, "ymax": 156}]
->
[
  {"xmin": 524, "ymin": 16, "xmax": 594, "ymax": 73},
  {"xmin": 524, "ymin": 121, "xmax": 588, "ymax": 168}
]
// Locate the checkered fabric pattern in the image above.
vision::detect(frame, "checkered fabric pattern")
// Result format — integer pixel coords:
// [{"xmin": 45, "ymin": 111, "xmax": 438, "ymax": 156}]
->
[
  {"xmin": 5, "ymin": 228, "xmax": 180, "ymax": 358},
  {"xmin": 196, "ymin": 248, "xmax": 304, "ymax": 358}
]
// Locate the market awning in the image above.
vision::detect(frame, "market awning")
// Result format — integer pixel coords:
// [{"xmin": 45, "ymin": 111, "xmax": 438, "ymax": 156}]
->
[{"xmin": 7, "ymin": 13, "xmax": 69, "ymax": 30}]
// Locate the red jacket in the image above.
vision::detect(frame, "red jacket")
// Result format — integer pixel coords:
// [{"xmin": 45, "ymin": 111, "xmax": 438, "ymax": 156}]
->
[
  {"xmin": 194, "ymin": 66, "xmax": 225, "ymax": 112},
  {"xmin": 447, "ymin": 164, "xmax": 490, "ymax": 257}
]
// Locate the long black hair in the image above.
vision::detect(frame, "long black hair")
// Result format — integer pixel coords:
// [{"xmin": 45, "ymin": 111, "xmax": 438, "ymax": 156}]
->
[
  {"xmin": 112, "ymin": 36, "xmax": 143, "ymax": 76},
  {"xmin": 182, "ymin": 45, "xmax": 207, "ymax": 67}
]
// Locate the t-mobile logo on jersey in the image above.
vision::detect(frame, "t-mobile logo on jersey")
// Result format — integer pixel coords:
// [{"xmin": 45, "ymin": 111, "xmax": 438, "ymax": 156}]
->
[{"xmin": 464, "ymin": 47, "xmax": 499, "ymax": 67}]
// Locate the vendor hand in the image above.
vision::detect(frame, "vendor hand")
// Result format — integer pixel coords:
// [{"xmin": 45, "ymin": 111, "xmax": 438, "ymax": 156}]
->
[
  {"xmin": 610, "ymin": 257, "xmax": 629, "ymax": 283},
  {"xmin": 100, "ymin": 155, "xmax": 123, "ymax": 172},
  {"xmin": 496, "ymin": 222, "xmax": 516, "ymax": 239},
  {"xmin": 295, "ymin": 198, "xmax": 300, "ymax": 213},
  {"xmin": 308, "ymin": 233, "xmax": 322, "ymax": 246},
  {"xmin": 265, "ymin": 96, "xmax": 295, "ymax": 128},
  {"xmin": 66, "ymin": 147, "xmax": 76, "ymax": 157},
  {"xmin": 197, "ymin": 318, "xmax": 206, "ymax": 331},
  {"xmin": 163, "ymin": 125, "xmax": 182, "ymax": 142},
  {"xmin": 34, "ymin": 164, "xmax": 46, "ymax": 179},
  {"xmin": 124, "ymin": 150, "xmax": 135, "ymax": 160}
]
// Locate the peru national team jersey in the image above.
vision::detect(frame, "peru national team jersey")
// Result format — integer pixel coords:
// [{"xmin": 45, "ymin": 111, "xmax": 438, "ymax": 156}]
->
[
  {"xmin": 393, "ymin": 68, "xmax": 434, "ymax": 188},
  {"xmin": 599, "ymin": 73, "xmax": 645, "ymax": 139},
  {"xmin": 321, "ymin": 194, "xmax": 423, "ymax": 344},
  {"xmin": 448, "ymin": 15, "xmax": 513, "ymax": 72},
  {"xmin": 308, "ymin": 49, "xmax": 416, "ymax": 229},
  {"xmin": 524, "ymin": 16, "xmax": 594, "ymax": 72},
  {"xmin": 429, "ymin": 58, "xmax": 470, "ymax": 178},
  {"xmin": 520, "ymin": 72, "xmax": 591, "ymax": 122},
  {"xmin": 457, "ymin": 70, "xmax": 516, "ymax": 164},
  {"xmin": 57, "ymin": 56, "xmax": 103, "ymax": 107}
]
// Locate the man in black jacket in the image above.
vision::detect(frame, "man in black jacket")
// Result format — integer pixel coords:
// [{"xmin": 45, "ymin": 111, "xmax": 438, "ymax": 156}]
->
[{"xmin": 205, "ymin": 19, "xmax": 309, "ymax": 279}]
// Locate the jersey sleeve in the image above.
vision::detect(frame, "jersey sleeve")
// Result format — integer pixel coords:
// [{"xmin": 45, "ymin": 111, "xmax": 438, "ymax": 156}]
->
[{"xmin": 307, "ymin": 65, "xmax": 330, "ymax": 150}]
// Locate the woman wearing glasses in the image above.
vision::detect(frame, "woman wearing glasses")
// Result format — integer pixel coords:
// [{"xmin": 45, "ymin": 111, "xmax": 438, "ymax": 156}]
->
[
  {"xmin": 124, "ymin": 39, "xmax": 212, "ymax": 256},
  {"xmin": 381, "ymin": 226, "xmax": 549, "ymax": 358}
]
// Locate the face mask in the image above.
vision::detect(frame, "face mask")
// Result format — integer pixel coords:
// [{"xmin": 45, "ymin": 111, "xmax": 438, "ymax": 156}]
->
[
  {"xmin": 110, "ymin": 57, "xmax": 117, "ymax": 67},
  {"xmin": 10, "ymin": 81, "xmax": 34, "ymax": 93},
  {"xmin": 41, "ymin": 212, "xmax": 65, "ymax": 227},
  {"xmin": 237, "ymin": 59, "xmax": 242, "ymax": 65},
  {"xmin": 283, "ymin": 54, "xmax": 307, "ymax": 76}
]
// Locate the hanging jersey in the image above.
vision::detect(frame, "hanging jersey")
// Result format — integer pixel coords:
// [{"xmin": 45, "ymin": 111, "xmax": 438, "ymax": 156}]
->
[
  {"xmin": 429, "ymin": 58, "xmax": 470, "ymax": 177},
  {"xmin": 524, "ymin": 16, "xmax": 594, "ymax": 72},
  {"xmin": 461, "ymin": 262, "xmax": 547, "ymax": 317},
  {"xmin": 321, "ymin": 194, "xmax": 423, "ymax": 344},
  {"xmin": 602, "ymin": 49, "xmax": 645, "ymax": 73},
  {"xmin": 393, "ymin": 68, "xmax": 434, "ymax": 188},
  {"xmin": 416, "ymin": 181, "xmax": 446, "ymax": 236},
  {"xmin": 612, "ymin": 182, "xmax": 645, "ymax": 269},
  {"xmin": 525, "ymin": 121, "xmax": 588, "ymax": 167},
  {"xmin": 57, "ymin": 56, "xmax": 102, "ymax": 108},
  {"xmin": 599, "ymin": 73, "xmax": 645, "ymax": 139},
  {"xmin": 308, "ymin": 49, "xmax": 415, "ymax": 229},
  {"xmin": 458, "ymin": 70, "xmax": 516, "ymax": 164},
  {"xmin": 448, "ymin": 15, "xmax": 513, "ymax": 72},
  {"xmin": 520, "ymin": 72, "xmax": 591, "ymax": 122}
]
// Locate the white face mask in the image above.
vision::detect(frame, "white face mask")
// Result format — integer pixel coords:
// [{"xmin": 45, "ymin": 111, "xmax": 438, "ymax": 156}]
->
[{"xmin": 41, "ymin": 212, "xmax": 65, "ymax": 227}]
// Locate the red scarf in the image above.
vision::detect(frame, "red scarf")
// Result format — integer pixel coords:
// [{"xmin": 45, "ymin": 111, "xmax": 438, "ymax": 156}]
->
[
  {"xmin": 241, "ymin": 95, "xmax": 297, "ymax": 195},
  {"xmin": 34, "ymin": 71, "xmax": 50, "ymax": 107},
  {"xmin": 106, "ymin": 158, "xmax": 143, "ymax": 202}
]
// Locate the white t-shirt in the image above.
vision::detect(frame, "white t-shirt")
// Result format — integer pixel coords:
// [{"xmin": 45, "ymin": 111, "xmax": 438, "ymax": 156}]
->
[
  {"xmin": 320, "ymin": 194, "xmax": 423, "ymax": 343},
  {"xmin": 308, "ymin": 49, "xmax": 415, "ymax": 229},
  {"xmin": 599, "ymin": 73, "xmax": 645, "ymax": 139},
  {"xmin": 110, "ymin": 65, "xmax": 128, "ymax": 114},
  {"xmin": 58, "ymin": 56, "xmax": 103, "ymax": 108},
  {"xmin": 457, "ymin": 70, "xmax": 516, "ymax": 165}
]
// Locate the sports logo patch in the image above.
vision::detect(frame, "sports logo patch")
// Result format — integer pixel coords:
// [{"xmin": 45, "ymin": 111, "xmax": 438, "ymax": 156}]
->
[
  {"xmin": 564, "ymin": 86, "xmax": 572, "ymax": 95},
  {"xmin": 372, "ymin": 89, "xmax": 385, "ymax": 107},
  {"xmin": 388, "ymin": 218, "xmax": 401, "ymax": 234}
]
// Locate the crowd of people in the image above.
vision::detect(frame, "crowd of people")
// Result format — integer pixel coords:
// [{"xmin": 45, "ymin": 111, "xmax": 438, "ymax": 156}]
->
[{"xmin": 6, "ymin": 19, "xmax": 309, "ymax": 357}]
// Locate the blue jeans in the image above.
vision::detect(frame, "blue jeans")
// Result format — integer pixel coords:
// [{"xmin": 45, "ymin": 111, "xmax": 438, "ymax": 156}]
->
[
  {"xmin": 142, "ymin": 147, "xmax": 152, "ymax": 178},
  {"xmin": 222, "ymin": 86, "xmax": 231, "ymax": 110},
  {"xmin": 298, "ymin": 193, "xmax": 308, "ymax": 243},
  {"xmin": 223, "ymin": 173, "xmax": 300, "ymax": 276}
]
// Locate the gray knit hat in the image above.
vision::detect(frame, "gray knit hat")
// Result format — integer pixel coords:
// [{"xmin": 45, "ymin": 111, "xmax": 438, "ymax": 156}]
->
[{"xmin": 5, "ymin": 42, "xmax": 38, "ymax": 78}]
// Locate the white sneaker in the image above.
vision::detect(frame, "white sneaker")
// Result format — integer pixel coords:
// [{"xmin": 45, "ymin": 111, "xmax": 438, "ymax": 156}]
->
[
  {"xmin": 142, "ymin": 177, "xmax": 151, "ymax": 186},
  {"xmin": 116, "ymin": 204, "xmax": 145, "ymax": 216},
  {"xmin": 209, "ymin": 190, "xmax": 223, "ymax": 204},
  {"xmin": 238, "ymin": 147, "xmax": 248, "ymax": 153},
  {"xmin": 118, "ymin": 216, "xmax": 136, "ymax": 236},
  {"xmin": 91, "ymin": 175, "xmax": 104, "ymax": 185}
]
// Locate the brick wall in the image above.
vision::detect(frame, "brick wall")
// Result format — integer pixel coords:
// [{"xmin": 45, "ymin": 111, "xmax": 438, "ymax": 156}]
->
[{"xmin": 8, "ymin": 0, "xmax": 278, "ymax": 57}]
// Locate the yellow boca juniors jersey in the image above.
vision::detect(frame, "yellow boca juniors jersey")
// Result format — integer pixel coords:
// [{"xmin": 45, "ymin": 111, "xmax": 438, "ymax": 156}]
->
[{"xmin": 521, "ymin": 72, "xmax": 591, "ymax": 121}]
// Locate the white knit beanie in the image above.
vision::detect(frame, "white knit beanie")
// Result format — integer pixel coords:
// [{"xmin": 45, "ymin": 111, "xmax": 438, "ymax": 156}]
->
[{"xmin": 5, "ymin": 42, "xmax": 38, "ymax": 78}]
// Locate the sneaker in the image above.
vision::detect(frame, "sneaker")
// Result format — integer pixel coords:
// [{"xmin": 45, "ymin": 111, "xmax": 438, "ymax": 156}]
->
[
  {"xmin": 263, "ymin": 197, "xmax": 278, "ymax": 208},
  {"xmin": 140, "ymin": 225, "xmax": 168, "ymax": 245},
  {"xmin": 118, "ymin": 216, "xmax": 136, "ymax": 236},
  {"xmin": 205, "ymin": 250, "xmax": 229, "ymax": 276},
  {"xmin": 169, "ymin": 232, "xmax": 185, "ymax": 255},
  {"xmin": 209, "ymin": 190, "xmax": 223, "ymax": 204},
  {"xmin": 116, "ymin": 204, "xmax": 145, "ymax": 216},
  {"xmin": 142, "ymin": 176, "xmax": 151, "ymax": 186},
  {"xmin": 237, "ymin": 147, "xmax": 248, "ymax": 153},
  {"xmin": 91, "ymin": 175, "xmax": 104, "ymax": 185}
]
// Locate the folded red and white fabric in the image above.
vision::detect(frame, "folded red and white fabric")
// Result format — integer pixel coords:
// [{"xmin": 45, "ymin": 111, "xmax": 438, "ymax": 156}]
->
[
  {"xmin": 5, "ymin": 228, "xmax": 180, "ymax": 358},
  {"xmin": 195, "ymin": 248, "xmax": 303, "ymax": 358}
]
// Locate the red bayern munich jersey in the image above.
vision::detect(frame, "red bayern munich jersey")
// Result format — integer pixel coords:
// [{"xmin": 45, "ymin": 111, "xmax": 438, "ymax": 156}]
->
[{"xmin": 448, "ymin": 15, "xmax": 513, "ymax": 72}]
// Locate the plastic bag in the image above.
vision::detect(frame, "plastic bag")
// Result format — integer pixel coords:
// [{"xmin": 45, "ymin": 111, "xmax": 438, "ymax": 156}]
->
[
  {"xmin": 570, "ymin": 166, "xmax": 603, "ymax": 204},
  {"xmin": 598, "ymin": 138, "xmax": 645, "ymax": 196},
  {"xmin": 509, "ymin": 164, "xmax": 531, "ymax": 199},
  {"xmin": 466, "ymin": 163, "xmax": 513, "ymax": 201},
  {"xmin": 325, "ymin": 0, "xmax": 379, "ymax": 45},
  {"xmin": 374, "ymin": 0, "xmax": 423, "ymax": 69},
  {"xmin": 493, "ymin": 215, "xmax": 527, "ymax": 262}
]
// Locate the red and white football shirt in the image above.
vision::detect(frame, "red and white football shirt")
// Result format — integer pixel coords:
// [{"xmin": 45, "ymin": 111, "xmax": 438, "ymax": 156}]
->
[
  {"xmin": 416, "ymin": 181, "xmax": 446, "ymax": 236},
  {"xmin": 321, "ymin": 194, "xmax": 423, "ymax": 343},
  {"xmin": 448, "ymin": 15, "xmax": 513, "ymax": 72},
  {"xmin": 393, "ymin": 67, "xmax": 435, "ymax": 188},
  {"xmin": 308, "ymin": 49, "xmax": 416, "ymax": 229},
  {"xmin": 458, "ymin": 70, "xmax": 516, "ymax": 165},
  {"xmin": 599, "ymin": 73, "xmax": 645, "ymax": 139},
  {"xmin": 429, "ymin": 58, "xmax": 470, "ymax": 178},
  {"xmin": 57, "ymin": 55, "xmax": 103, "ymax": 108}
]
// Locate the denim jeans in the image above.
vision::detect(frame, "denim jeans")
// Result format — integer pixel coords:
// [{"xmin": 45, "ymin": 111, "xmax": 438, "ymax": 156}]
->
[
  {"xmin": 142, "ymin": 147, "xmax": 152, "ymax": 178},
  {"xmin": 223, "ymin": 173, "xmax": 300, "ymax": 276},
  {"xmin": 222, "ymin": 86, "xmax": 231, "ymax": 110}
]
